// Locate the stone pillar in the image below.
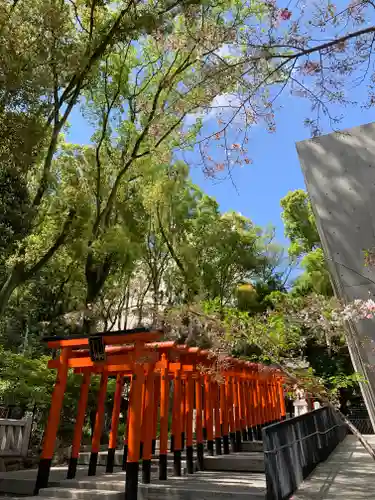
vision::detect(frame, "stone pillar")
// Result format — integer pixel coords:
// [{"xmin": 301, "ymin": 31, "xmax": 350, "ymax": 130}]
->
[{"xmin": 293, "ymin": 388, "xmax": 308, "ymax": 417}]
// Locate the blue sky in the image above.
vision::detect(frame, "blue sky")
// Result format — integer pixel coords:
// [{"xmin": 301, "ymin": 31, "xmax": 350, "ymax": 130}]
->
[
  {"xmin": 65, "ymin": 0, "xmax": 375, "ymax": 258},
  {"xmin": 189, "ymin": 95, "xmax": 375, "ymax": 246},
  {"xmin": 68, "ymin": 90, "xmax": 375, "ymax": 251}
]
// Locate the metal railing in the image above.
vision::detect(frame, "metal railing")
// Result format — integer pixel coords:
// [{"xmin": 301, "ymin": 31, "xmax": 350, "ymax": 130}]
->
[
  {"xmin": 262, "ymin": 406, "xmax": 348, "ymax": 500},
  {"xmin": 346, "ymin": 406, "xmax": 374, "ymax": 434},
  {"xmin": 347, "ymin": 417, "xmax": 374, "ymax": 434}
]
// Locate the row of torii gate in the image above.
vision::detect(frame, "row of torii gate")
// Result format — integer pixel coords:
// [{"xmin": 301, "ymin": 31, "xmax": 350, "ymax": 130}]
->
[{"xmin": 34, "ymin": 329, "xmax": 286, "ymax": 500}]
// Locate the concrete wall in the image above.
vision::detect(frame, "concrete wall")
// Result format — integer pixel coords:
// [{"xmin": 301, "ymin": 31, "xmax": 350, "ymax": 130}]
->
[{"xmin": 296, "ymin": 122, "xmax": 375, "ymax": 429}]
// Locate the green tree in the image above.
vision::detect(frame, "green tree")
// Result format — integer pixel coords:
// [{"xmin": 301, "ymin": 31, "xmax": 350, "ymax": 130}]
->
[
  {"xmin": 293, "ymin": 248, "xmax": 333, "ymax": 297},
  {"xmin": 150, "ymin": 165, "xmax": 266, "ymax": 307},
  {"xmin": 198, "ymin": 211, "xmax": 265, "ymax": 307},
  {"xmin": 0, "ymin": 0, "xmax": 259, "ymax": 316},
  {"xmin": 281, "ymin": 189, "xmax": 332, "ymax": 296},
  {"xmin": 281, "ymin": 190, "xmax": 319, "ymax": 258}
]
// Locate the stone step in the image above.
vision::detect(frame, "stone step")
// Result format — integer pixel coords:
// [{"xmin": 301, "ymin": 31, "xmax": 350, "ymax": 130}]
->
[
  {"xmin": 39, "ymin": 488, "xmax": 122, "ymax": 500},
  {"xmin": 203, "ymin": 452, "xmax": 265, "ymax": 473},
  {"xmin": 63, "ymin": 468, "xmax": 184, "ymax": 488},
  {"xmin": 138, "ymin": 482, "xmax": 265, "ymax": 500},
  {"xmin": 78, "ymin": 445, "xmax": 112, "ymax": 452},
  {"xmin": 36, "ymin": 471, "xmax": 266, "ymax": 500},
  {"xmin": 61, "ymin": 479, "xmax": 147, "ymax": 492},
  {"xmin": 241, "ymin": 441, "xmax": 263, "ymax": 453},
  {"xmin": 76, "ymin": 449, "xmax": 262, "ymax": 471},
  {"xmin": 0, "ymin": 466, "xmax": 88, "ymax": 496},
  {"xmin": 154, "ymin": 440, "xmax": 263, "ymax": 453},
  {"xmin": 77, "ymin": 439, "xmax": 263, "ymax": 455},
  {"xmin": 77, "ymin": 452, "xmax": 122, "ymax": 466},
  {"xmin": 77, "ymin": 451, "xmax": 192, "ymax": 467}
]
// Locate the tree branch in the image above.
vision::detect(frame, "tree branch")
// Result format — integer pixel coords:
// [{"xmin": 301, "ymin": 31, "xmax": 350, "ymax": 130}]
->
[
  {"xmin": 23, "ymin": 209, "xmax": 76, "ymax": 281},
  {"xmin": 267, "ymin": 26, "xmax": 375, "ymax": 62},
  {"xmin": 156, "ymin": 204, "xmax": 188, "ymax": 284}
]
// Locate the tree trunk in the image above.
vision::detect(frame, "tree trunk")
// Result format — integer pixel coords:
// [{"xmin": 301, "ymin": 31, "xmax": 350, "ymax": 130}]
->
[
  {"xmin": 84, "ymin": 251, "xmax": 113, "ymax": 334},
  {"xmin": 122, "ymin": 285, "xmax": 130, "ymax": 330},
  {"xmin": 0, "ymin": 263, "xmax": 25, "ymax": 315},
  {"xmin": 0, "ymin": 210, "xmax": 75, "ymax": 316},
  {"xmin": 152, "ymin": 285, "xmax": 159, "ymax": 326}
]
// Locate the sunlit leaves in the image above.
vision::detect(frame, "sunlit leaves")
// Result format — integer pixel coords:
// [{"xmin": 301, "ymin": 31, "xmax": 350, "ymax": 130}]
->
[{"xmin": 281, "ymin": 189, "xmax": 320, "ymax": 258}]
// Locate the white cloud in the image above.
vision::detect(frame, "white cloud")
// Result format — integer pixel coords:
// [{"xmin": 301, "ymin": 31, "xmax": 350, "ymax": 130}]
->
[
  {"xmin": 214, "ymin": 44, "xmax": 243, "ymax": 59},
  {"xmin": 184, "ymin": 44, "xmax": 246, "ymax": 127},
  {"xmin": 185, "ymin": 92, "xmax": 243, "ymax": 127}
]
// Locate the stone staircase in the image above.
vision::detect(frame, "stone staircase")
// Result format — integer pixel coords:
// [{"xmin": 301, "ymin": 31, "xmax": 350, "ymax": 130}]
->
[{"xmin": 0, "ymin": 441, "xmax": 266, "ymax": 500}]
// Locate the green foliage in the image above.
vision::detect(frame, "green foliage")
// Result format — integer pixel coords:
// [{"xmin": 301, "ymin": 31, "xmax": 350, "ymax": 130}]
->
[
  {"xmin": 281, "ymin": 190, "xmax": 333, "ymax": 298},
  {"xmin": 292, "ymin": 248, "xmax": 333, "ymax": 297},
  {"xmin": 281, "ymin": 190, "xmax": 319, "ymax": 258},
  {"xmin": 1, "ymin": 0, "xmax": 259, "ymax": 315},
  {"xmin": 0, "ymin": 0, "xmax": 370, "ymax": 436},
  {"xmin": 0, "ymin": 347, "xmax": 54, "ymax": 409},
  {"xmin": 0, "ymin": 167, "xmax": 32, "ymax": 264},
  {"xmin": 0, "ymin": 346, "xmax": 119, "ymax": 443}
]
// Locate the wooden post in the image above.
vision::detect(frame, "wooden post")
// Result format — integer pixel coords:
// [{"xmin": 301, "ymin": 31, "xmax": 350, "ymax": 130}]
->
[
  {"xmin": 272, "ymin": 377, "xmax": 280, "ymax": 422},
  {"xmin": 139, "ymin": 381, "xmax": 146, "ymax": 459},
  {"xmin": 173, "ymin": 370, "xmax": 182, "ymax": 476},
  {"xmin": 262, "ymin": 380, "xmax": 268, "ymax": 425},
  {"xmin": 125, "ymin": 365, "xmax": 145, "ymax": 500},
  {"xmin": 204, "ymin": 375, "xmax": 214, "ymax": 456},
  {"xmin": 263, "ymin": 381, "xmax": 270, "ymax": 424},
  {"xmin": 233, "ymin": 376, "xmax": 241, "ymax": 452},
  {"xmin": 220, "ymin": 381, "xmax": 229, "ymax": 454},
  {"xmin": 213, "ymin": 382, "xmax": 222, "ymax": 455},
  {"xmin": 141, "ymin": 370, "xmax": 155, "ymax": 484},
  {"xmin": 254, "ymin": 377, "xmax": 262, "ymax": 439},
  {"xmin": 274, "ymin": 378, "xmax": 282, "ymax": 421},
  {"xmin": 267, "ymin": 380, "xmax": 273, "ymax": 423},
  {"xmin": 67, "ymin": 371, "xmax": 91, "ymax": 479},
  {"xmin": 34, "ymin": 347, "xmax": 70, "ymax": 494},
  {"xmin": 89, "ymin": 371, "xmax": 108, "ymax": 476},
  {"xmin": 106, "ymin": 373, "xmax": 123, "ymax": 473},
  {"xmin": 250, "ymin": 378, "xmax": 257, "ymax": 440},
  {"xmin": 159, "ymin": 357, "xmax": 169, "ymax": 480},
  {"xmin": 279, "ymin": 379, "xmax": 286, "ymax": 420},
  {"xmin": 226, "ymin": 376, "xmax": 236, "ymax": 452},
  {"xmin": 195, "ymin": 376, "xmax": 204, "ymax": 471},
  {"xmin": 244, "ymin": 379, "xmax": 253, "ymax": 441},
  {"xmin": 170, "ymin": 378, "xmax": 176, "ymax": 453},
  {"xmin": 249, "ymin": 379, "xmax": 257, "ymax": 439},
  {"xmin": 21, "ymin": 415, "xmax": 33, "ymax": 457},
  {"xmin": 239, "ymin": 378, "xmax": 247, "ymax": 442},
  {"xmin": 122, "ymin": 377, "xmax": 132, "ymax": 471},
  {"xmin": 152, "ymin": 376, "xmax": 160, "ymax": 456},
  {"xmin": 268, "ymin": 380, "xmax": 275, "ymax": 423},
  {"xmin": 180, "ymin": 379, "xmax": 186, "ymax": 452},
  {"xmin": 185, "ymin": 375, "xmax": 194, "ymax": 474},
  {"xmin": 258, "ymin": 379, "xmax": 264, "ymax": 426}
]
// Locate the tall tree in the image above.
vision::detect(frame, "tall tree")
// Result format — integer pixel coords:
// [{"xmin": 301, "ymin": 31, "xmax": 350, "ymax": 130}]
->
[
  {"xmin": 281, "ymin": 189, "xmax": 332, "ymax": 296},
  {"xmin": 0, "ymin": 0, "xmax": 258, "ymax": 315}
]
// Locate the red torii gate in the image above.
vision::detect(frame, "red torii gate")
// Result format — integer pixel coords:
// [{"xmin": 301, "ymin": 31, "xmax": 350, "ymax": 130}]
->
[{"xmin": 34, "ymin": 329, "xmax": 286, "ymax": 500}]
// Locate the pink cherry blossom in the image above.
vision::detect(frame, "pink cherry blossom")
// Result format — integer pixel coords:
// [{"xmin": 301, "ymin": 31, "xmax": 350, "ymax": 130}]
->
[
  {"xmin": 334, "ymin": 299, "xmax": 375, "ymax": 323},
  {"xmin": 279, "ymin": 8, "xmax": 292, "ymax": 20},
  {"xmin": 303, "ymin": 61, "xmax": 321, "ymax": 75}
]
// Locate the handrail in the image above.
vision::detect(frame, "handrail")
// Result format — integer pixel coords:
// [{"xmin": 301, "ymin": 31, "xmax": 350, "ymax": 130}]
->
[
  {"xmin": 262, "ymin": 406, "xmax": 347, "ymax": 500},
  {"xmin": 264, "ymin": 422, "xmax": 340, "ymax": 454}
]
